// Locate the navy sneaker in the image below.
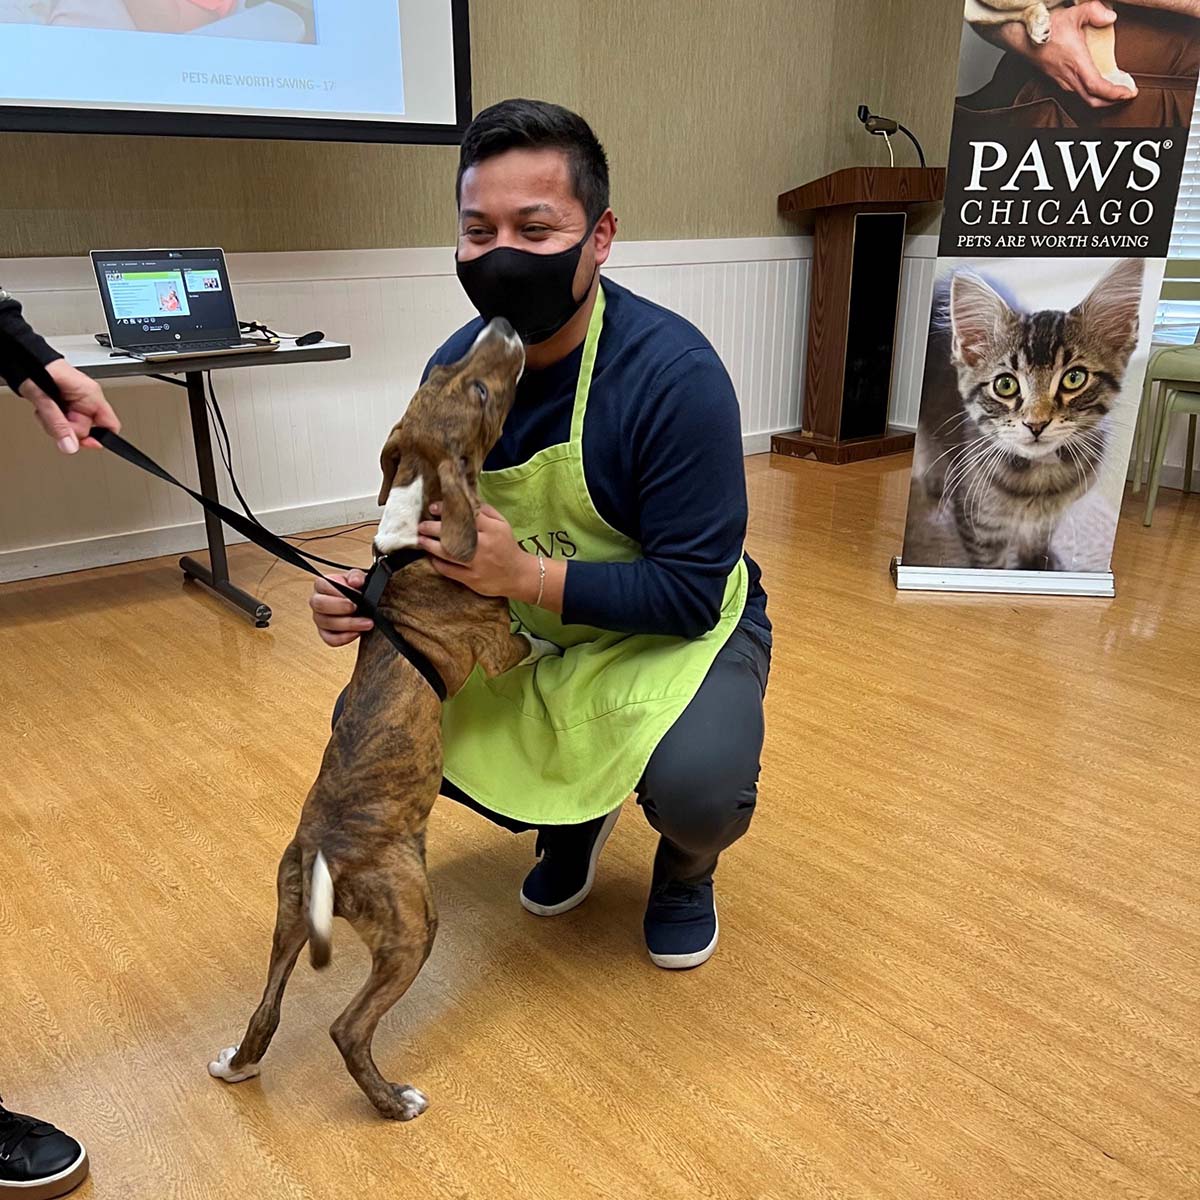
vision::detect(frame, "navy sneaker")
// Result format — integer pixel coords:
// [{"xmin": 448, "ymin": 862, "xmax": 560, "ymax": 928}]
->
[
  {"xmin": 644, "ymin": 879, "xmax": 719, "ymax": 969},
  {"xmin": 0, "ymin": 1097, "xmax": 89, "ymax": 1199},
  {"xmin": 520, "ymin": 808, "xmax": 621, "ymax": 917}
]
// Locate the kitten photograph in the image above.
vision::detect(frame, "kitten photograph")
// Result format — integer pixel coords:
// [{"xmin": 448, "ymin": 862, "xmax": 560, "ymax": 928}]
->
[{"xmin": 903, "ymin": 257, "xmax": 1144, "ymax": 572}]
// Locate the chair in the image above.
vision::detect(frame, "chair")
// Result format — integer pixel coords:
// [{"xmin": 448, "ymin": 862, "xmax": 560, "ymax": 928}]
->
[
  {"xmin": 1143, "ymin": 386, "xmax": 1199, "ymax": 525},
  {"xmin": 1131, "ymin": 259, "xmax": 1200, "ymax": 497}
]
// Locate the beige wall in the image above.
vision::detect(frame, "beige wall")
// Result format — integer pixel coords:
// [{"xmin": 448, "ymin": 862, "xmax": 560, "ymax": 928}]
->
[{"xmin": 0, "ymin": 0, "xmax": 962, "ymax": 258}]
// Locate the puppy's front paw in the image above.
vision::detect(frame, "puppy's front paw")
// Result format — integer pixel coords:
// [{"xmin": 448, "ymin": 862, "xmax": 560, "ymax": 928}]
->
[
  {"xmin": 1025, "ymin": 3, "xmax": 1051, "ymax": 43},
  {"xmin": 1103, "ymin": 68, "xmax": 1136, "ymax": 92},
  {"xmin": 208, "ymin": 1044, "xmax": 261, "ymax": 1084},
  {"xmin": 383, "ymin": 1085, "xmax": 429, "ymax": 1121},
  {"xmin": 520, "ymin": 635, "xmax": 561, "ymax": 666}
]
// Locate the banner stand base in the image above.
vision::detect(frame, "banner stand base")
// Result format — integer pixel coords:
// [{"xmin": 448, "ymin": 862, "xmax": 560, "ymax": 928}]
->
[{"xmin": 890, "ymin": 557, "xmax": 1114, "ymax": 598}]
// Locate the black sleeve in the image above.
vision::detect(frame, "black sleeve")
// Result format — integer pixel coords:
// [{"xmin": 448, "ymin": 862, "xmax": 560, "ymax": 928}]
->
[
  {"xmin": 0, "ymin": 289, "xmax": 63, "ymax": 392},
  {"xmin": 562, "ymin": 347, "xmax": 748, "ymax": 638}
]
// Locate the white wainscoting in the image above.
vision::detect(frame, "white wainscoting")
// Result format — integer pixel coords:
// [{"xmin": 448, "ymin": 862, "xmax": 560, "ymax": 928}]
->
[
  {"xmin": 890, "ymin": 238, "xmax": 939, "ymax": 430},
  {"xmin": 0, "ymin": 235, "xmax": 937, "ymax": 581}
]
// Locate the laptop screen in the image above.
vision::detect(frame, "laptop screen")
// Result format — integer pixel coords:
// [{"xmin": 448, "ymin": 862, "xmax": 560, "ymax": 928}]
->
[{"xmin": 91, "ymin": 249, "xmax": 239, "ymax": 348}]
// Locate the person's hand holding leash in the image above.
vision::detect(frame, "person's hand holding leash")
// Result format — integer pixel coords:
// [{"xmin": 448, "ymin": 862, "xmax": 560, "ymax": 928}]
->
[
  {"xmin": 311, "ymin": 502, "xmax": 567, "ymax": 649},
  {"xmin": 20, "ymin": 359, "xmax": 121, "ymax": 454},
  {"xmin": 310, "ymin": 569, "xmax": 374, "ymax": 647}
]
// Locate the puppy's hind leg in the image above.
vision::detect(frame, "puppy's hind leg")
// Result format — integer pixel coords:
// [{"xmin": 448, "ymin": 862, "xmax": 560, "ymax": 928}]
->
[
  {"xmin": 330, "ymin": 872, "xmax": 437, "ymax": 1120},
  {"xmin": 209, "ymin": 841, "xmax": 308, "ymax": 1084}
]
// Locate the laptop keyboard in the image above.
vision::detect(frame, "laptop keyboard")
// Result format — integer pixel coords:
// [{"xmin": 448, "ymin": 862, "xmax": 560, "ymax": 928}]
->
[{"xmin": 122, "ymin": 339, "xmax": 259, "ymax": 354}]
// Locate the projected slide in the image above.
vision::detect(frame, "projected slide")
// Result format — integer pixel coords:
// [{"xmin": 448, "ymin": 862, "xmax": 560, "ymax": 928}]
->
[
  {"xmin": 3, "ymin": 1, "xmax": 317, "ymax": 42},
  {"xmin": 0, "ymin": 0, "xmax": 436, "ymax": 123},
  {"xmin": 104, "ymin": 270, "xmax": 192, "ymax": 321}
]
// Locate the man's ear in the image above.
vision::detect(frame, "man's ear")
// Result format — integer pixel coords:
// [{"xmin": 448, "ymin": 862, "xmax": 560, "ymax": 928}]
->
[
  {"xmin": 437, "ymin": 457, "xmax": 478, "ymax": 562},
  {"xmin": 377, "ymin": 427, "xmax": 403, "ymax": 506},
  {"xmin": 591, "ymin": 208, "xmax": 618, "ymax": 270}
]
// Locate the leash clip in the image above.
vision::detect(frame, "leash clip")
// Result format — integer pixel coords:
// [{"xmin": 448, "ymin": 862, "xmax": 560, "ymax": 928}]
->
[
  {"xmin": 357, "ymin": 547, "xmax": 425, "ymax": 616},
  {"xmin": 359, "ymin": 554, "xmax": 395, "ymax": 614}
]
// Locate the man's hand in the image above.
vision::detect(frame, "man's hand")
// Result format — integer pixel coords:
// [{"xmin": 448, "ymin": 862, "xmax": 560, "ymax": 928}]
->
[
  {"xmin": 310, "ymin": 569, "xmax": 374, "ymax": 648},
  {"xmin": 990, "ymin": 2, "xmax": 1136, "ymax": 107},
  {"xmin": 418, "ymin": 503, "xmax": 542, "ymax": 601},
  {"xmin": 20, "ymin": 359, "xmax": 122, "ymax": 454}
]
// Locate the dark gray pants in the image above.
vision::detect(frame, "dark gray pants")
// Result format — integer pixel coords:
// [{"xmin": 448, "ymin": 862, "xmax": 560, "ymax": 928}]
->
[{"xmin": 332, "ymin": 622, "xmax": 770, "ymax": 884}]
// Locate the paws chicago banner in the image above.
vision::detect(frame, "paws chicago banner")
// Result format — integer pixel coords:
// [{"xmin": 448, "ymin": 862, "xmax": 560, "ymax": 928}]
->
[{"xmin": 895, "ymin": 0, "xmax": 1200, "ymax": 596}]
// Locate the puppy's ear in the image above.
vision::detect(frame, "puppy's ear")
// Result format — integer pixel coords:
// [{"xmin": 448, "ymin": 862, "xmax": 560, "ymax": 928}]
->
[
  {"xmin": 377, "ymin": 427, "xmax": 403, "ymax": 506},
  {"xmin": 437, "ymin": 457, "xmax": 478, "ymax": 562}
]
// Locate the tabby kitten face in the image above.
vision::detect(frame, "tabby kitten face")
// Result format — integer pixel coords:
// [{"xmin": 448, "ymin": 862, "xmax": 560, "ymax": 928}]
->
[{"xmin": 948, "ymin": 259, "xmax": 1144, "ymax": 463}]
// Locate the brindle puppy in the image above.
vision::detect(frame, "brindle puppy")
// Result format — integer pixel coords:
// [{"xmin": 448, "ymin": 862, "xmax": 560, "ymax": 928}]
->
[{"xmin": 209, "ymin": 319, "xmax": 549, "ymax": 1120}]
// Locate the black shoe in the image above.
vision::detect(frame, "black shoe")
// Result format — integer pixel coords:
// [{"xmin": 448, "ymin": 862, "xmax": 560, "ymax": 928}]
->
[
  {"xmin": 519, "ymin": 807, "xmax": 621, "ymax": 917},
  {"xmin": 644, "ymin": 878, "xmax": 719, "ymax": 969},
  {"xmin": 0, "ymin": 1098, "xmax": 89, "ymax": 1200}
]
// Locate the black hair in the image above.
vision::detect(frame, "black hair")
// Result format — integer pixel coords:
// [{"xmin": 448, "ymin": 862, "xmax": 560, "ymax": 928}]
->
[{"xmin": 456, "ymin": 99, "xmax": 610, "ymax": 227}]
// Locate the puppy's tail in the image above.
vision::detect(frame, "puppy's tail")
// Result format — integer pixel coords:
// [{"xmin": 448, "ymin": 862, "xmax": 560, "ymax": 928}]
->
[{"xmin": 307, "ymin": 850, "xmax": 335, "ymax": 969}]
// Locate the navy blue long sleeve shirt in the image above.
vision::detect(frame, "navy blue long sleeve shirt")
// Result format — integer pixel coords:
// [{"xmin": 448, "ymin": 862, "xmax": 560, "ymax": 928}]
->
[{"xmin": 424, "ymin": 279, "xmax": 770, "ymax": 647}]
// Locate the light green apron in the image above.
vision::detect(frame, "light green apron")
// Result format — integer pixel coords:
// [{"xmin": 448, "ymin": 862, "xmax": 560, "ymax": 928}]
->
[{"xmin": 441, "ymin": 285, "xmax": 748, "ymax": 825}]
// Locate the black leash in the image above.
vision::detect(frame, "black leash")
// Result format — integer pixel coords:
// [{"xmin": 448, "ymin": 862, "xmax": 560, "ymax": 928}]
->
[
  {"xmin": 200, "ymin": 369, "xmax": 354, "ymax": 572},
  {"xmin": 93, "ymin": 427, "xmax": 447, "ymax": 701},
  {"xmin": 32, "ymin": 364, "xmax": 446, "ymax": 701}
]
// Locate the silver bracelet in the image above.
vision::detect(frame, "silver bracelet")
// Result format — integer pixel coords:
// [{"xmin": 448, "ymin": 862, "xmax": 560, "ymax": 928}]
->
[{"xmin": 534, "ymin": 553, "xmax": 546, "ymax": 607}]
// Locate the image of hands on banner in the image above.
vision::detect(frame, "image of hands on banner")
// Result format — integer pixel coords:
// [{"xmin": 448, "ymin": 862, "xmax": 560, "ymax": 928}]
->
[
  {"xmin": 948, "ymin": 0, "xmax": 1198, "ymax": 254},
  {"xmin": 898, "ymin": 0, "xmax": 1200, "ymax": 589}
]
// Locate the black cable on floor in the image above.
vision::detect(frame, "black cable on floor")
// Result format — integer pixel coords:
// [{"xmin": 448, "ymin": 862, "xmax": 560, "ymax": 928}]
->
[{"xmin": 203, "ymin": 370, "xmax": 367, "ymax": 572}]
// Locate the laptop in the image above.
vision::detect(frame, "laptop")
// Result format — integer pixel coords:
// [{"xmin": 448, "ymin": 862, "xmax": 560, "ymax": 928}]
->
[{"xmin": 90, "ymin": 248, "xmax": 278, "ymax": 362}]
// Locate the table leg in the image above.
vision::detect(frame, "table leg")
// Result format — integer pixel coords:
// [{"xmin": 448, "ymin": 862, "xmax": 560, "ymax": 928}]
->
[{"xmin": 177, "ymin": 371, "xmax": 272, "ymax": 627}]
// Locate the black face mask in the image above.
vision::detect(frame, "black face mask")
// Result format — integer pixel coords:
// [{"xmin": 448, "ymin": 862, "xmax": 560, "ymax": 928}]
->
[{"xmin": 455, "ymin": 228, "xmax": 595, "ymax": 345}]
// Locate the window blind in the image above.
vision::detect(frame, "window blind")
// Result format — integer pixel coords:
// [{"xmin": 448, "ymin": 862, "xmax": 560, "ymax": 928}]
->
[{"xmin": 1157, "ymin": 95, "xmax": 1200, "ymax": 344}]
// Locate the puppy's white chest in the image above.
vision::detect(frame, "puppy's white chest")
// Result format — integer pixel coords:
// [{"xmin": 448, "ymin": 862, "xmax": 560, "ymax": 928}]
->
[{"xmin": 375, "ymin": 478, "xmax": 424, "ymax": 553}]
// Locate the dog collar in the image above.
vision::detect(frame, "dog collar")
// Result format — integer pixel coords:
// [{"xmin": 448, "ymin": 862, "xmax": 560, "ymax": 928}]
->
[{"xmin": 361, "ymin": 547, "xmax": 426, "ymax": 611}]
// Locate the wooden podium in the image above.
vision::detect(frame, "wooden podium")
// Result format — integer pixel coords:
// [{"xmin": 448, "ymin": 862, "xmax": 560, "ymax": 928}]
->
[{"xmin": 772, "ymin": 166, "xmax": 945, "ymax": 465}]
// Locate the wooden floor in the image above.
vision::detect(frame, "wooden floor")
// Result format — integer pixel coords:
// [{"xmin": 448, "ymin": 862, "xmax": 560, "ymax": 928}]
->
[{"xmin": 2, "ymin": 453, "xmax": 1198, "ymax": 1200}]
